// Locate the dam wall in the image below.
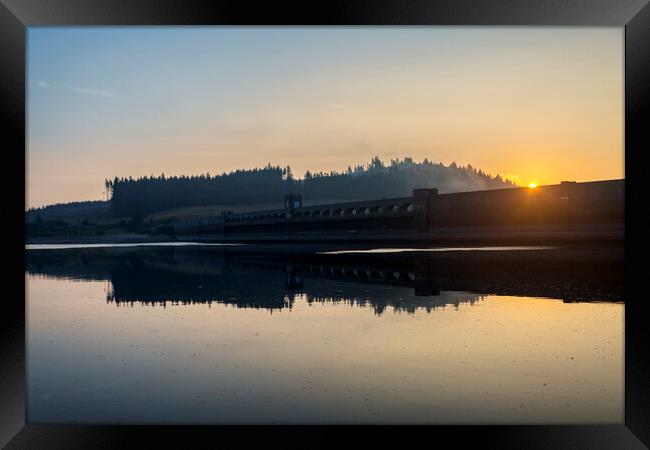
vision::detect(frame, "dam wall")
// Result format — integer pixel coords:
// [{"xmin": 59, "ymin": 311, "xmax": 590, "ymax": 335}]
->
[{"xmin": 173, "ymin": 179, "xmax": 624, "ymax": 243}]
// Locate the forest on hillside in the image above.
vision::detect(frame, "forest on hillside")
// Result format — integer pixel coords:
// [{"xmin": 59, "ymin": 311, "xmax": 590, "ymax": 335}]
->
[
  {"xmin": 105, "ymin": 156, "xmax": 515, "ymax": 217},
  {"xmin": 26, "ymin": 200, "xmax": 110, "ymax": 223}
]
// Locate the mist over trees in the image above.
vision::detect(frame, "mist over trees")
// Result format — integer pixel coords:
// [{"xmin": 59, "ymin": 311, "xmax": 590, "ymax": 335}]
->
[{"xmin": 106, "ymin": 156, "xmax": 515, "ymax": 218}]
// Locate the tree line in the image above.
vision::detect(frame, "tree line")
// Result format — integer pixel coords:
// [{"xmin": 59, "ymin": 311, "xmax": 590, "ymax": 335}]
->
[
  {"xmin": 26, "ymin": 200, "xmax": 110, "ymax": 223},
  {"xmin": 105, "ymin": 156, "xmax": 515, "ymax": 217}
]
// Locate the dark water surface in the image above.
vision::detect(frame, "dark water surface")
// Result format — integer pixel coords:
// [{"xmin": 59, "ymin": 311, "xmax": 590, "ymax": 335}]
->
[{"xmin": 25, "ymin": 244, "xmax": 624, "ymax": 424}]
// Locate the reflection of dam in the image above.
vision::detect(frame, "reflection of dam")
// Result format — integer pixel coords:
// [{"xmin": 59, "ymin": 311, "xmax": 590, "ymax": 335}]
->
[
  {"xmin": 224, "ymin": 246, "xmax": 624, "ymax": 302},
  {"xmin": 25, "ymin": 245, "xmax": 623, "ymax": 314},
  {"xmin": 25, "ymin": 247, "xmax": 483, "ymax": 314}
]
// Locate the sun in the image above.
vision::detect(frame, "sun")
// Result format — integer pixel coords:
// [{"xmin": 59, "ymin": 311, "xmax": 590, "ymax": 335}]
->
[{"xmin": 528, "ymin": 182, "xmax": 538, "ymax": 188}]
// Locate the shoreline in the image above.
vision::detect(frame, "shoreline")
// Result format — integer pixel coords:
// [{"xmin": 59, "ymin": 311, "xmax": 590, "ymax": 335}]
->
[{"xmin": 25, "ymin": 233, "xmax": 171, "ymax": 245}]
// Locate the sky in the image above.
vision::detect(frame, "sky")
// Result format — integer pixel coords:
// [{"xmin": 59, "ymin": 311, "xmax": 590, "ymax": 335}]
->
[{"xmin": 27, "ymin": 27, "xmax": 623, "ymax": 208}]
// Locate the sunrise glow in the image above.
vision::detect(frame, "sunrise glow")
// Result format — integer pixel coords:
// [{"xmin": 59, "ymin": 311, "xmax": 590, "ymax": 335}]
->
[{"xmin": 27, "ymin": 27, "xmax": 624, "ymax": 208}]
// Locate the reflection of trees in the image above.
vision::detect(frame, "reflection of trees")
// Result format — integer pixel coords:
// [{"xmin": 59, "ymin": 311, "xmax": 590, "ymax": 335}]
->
[
  {"xmin": 106, "ymin": 265, "xmax": 291, "ymax": 310},
  {"xmin": 26, "ymin": 245, "xmax": 624, "ymax": 315},
  {"xmin": 299, "ymin": 290, "xmax": 485, "ymax": 315},
  {"xmin": 104, "ymin": 263, "xmax": 484, "ymax": 314}
]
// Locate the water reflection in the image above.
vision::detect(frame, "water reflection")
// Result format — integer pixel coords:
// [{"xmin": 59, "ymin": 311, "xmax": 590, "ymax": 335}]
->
[
  {"xmin": 25, "ymin": 244, "xmax": 624, "ymax": 424},
  {"xmin": 26, "ymin": 245, "xmax": 624, "ymax": 315}
]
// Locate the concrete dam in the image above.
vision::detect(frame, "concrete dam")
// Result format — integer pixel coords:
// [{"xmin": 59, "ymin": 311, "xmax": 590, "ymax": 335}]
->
[{"xmin": 172, "ymin": 179, "xmax": 624, "ymax": 244}]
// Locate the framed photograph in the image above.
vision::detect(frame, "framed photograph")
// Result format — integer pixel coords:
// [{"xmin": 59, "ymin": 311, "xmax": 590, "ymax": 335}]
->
[{"xmin": 3, "ymin": 0, "xmax": 649, "ymax": 447}]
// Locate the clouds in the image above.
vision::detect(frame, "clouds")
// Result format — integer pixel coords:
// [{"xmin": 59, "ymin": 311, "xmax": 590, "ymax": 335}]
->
[
  {"xmin": 37, "ymin": 80, "xmax": 120, "ymax": 99},
  {"xmin": 64, "ymin": 86, "xmax": 119, "ymax": 99}
]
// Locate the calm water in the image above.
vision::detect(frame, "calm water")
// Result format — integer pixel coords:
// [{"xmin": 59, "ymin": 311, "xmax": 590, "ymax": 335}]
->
[{"xmin": 25, "ymin": 244, "xmax": 624, "ymax": 424}]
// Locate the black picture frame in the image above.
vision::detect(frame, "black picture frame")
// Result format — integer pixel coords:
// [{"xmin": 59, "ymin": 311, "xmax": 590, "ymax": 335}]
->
[{"xmin": 2, "ymin": 0, "xmax": 648, "ymax": 447}]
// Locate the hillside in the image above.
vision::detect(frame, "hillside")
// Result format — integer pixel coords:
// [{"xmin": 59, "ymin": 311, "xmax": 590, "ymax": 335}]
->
[
  {"xmin": 26, "ymin": 157, "xmax": 517, "ymax": 241},
  {"xmin": 26, "ymin": 200, "xmax": 110, "ymax": 224},
  {"xmin": 107, "ymin": 156, "xmax": 515, "ymax": 218}
]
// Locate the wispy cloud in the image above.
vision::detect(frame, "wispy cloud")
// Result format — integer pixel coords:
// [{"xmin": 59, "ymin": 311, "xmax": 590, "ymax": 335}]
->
[
  {"xmin": 65, "ymin": 86, "xmax": 119, "ymax": 99},
  {"xmin": 37, "ymin": 80, "xmax": 120, "ymax": 99}
]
